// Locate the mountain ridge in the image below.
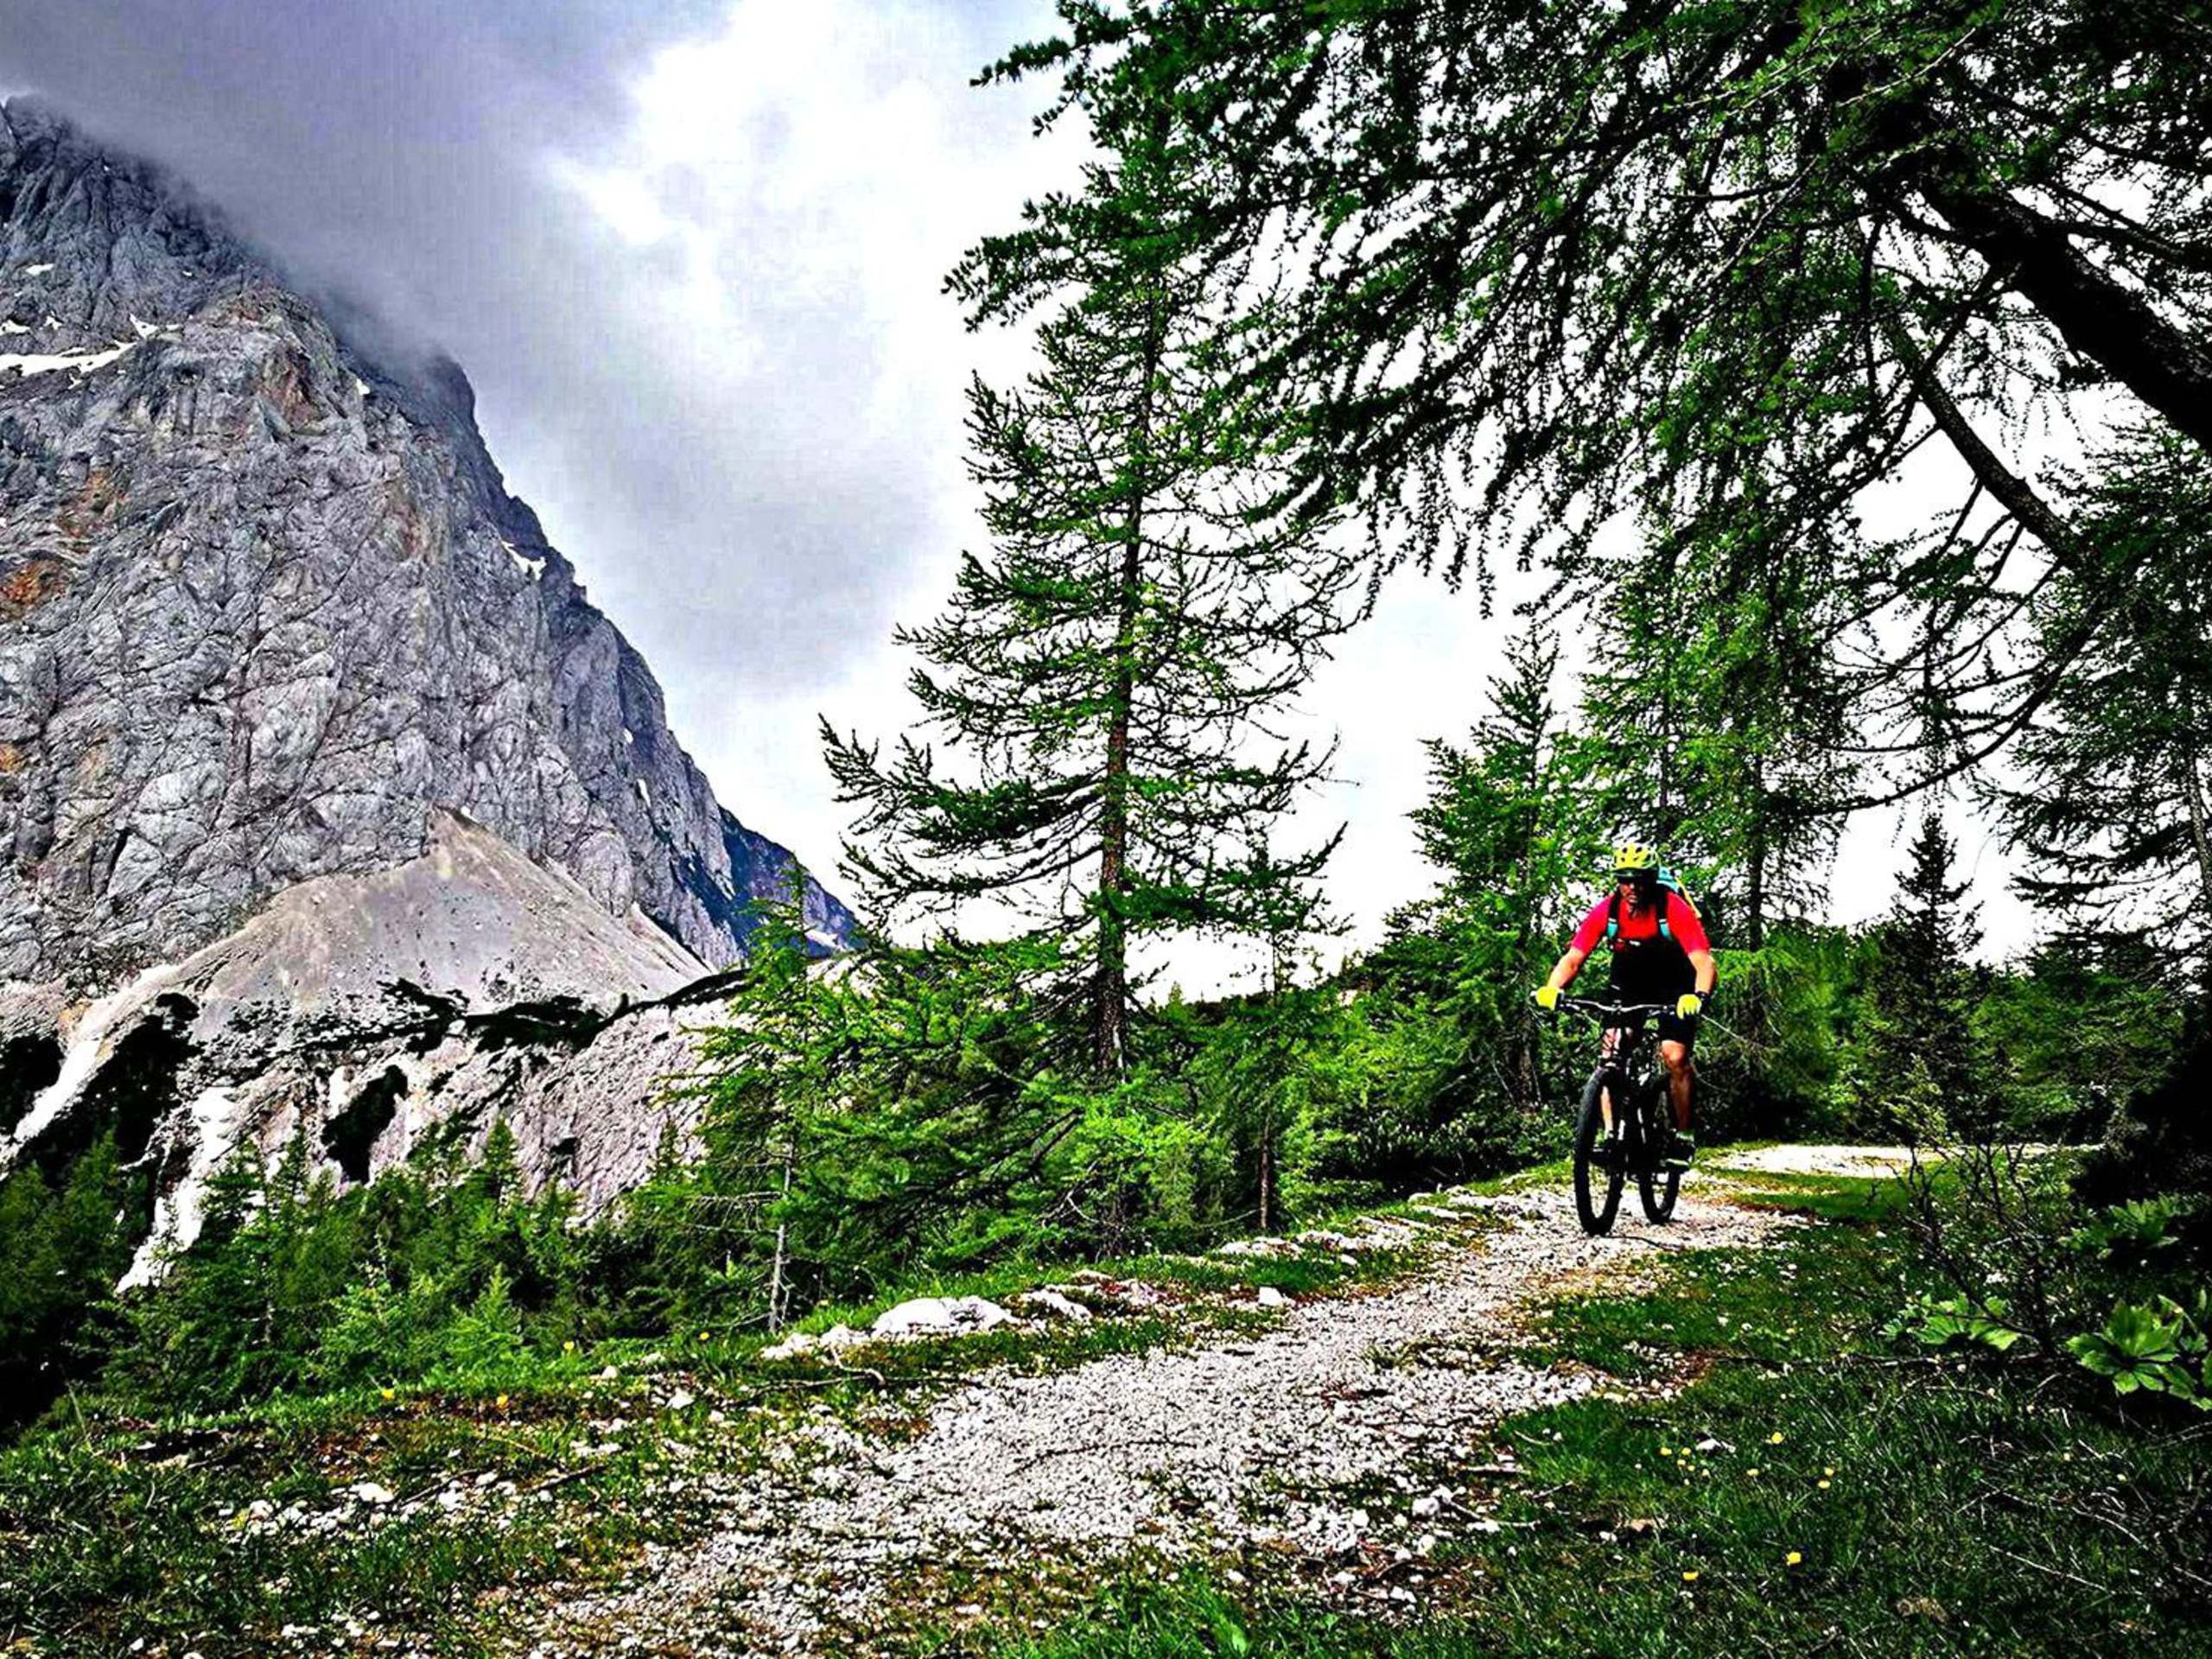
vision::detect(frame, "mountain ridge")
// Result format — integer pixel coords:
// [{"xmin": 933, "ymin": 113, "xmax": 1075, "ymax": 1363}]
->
[{"xmin": 0, "ymin": 95, "xmax": 856, "ymax": 987}]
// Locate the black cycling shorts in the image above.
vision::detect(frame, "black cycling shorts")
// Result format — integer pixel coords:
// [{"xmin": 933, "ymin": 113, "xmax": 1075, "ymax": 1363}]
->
[{"xmin": 1610, "ymin": 970, "xmax": 1699, "ymax": 1047}]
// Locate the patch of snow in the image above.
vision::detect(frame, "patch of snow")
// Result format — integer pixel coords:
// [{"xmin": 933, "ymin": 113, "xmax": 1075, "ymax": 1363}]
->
[
  {"xmin": 129, "ymin": 314, "xmax": 157, "ymax": 339},
  {"xmin": 119, "ymin": 1084, "xmax": 246, "ymax": 1290},
  {"xmin": 761, "ymin": 1324, "xmax": 868, "ymax": 1362},
  {"xmin": 621, "ymin": 728, "xmax": 635, "ymax": 746},
  {"xmin": 4, "ymin": 957, "xmax": 191, "ymax": 1158},
  {"xmin": 634, "ymin": 778, "xmax": 651, "ymax": 807},
  {"xmin": 22, "ymin": 262, "xmax": 54, "ymax": 276},
  {"xmin": 502, "ymin": 539, "xmax": 545, "ymax": 581},
  {"xmin": 0, "ymin": 342, "xmax": 132, "ymax": 378},
  {"xmin": 1014, "ymin": 1288, "xmax": 1092, "ymax": 1323},
  {"xmin": 1714, "ymin": 1144, "xmax": 1931, "ymax": 1178},
  {"xmin": 353, "ymin": 376, "xmax": 372, "ymax": 398},
  {"xmin": 805, "ymin": 926, "xmax": 840, "ymax": 951},
  {"xmin": 0, "ymin": 321, "xmax": 26, "ymax": 335}
]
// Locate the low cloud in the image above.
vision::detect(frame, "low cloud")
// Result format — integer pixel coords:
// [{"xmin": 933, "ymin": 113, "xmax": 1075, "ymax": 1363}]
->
[{"xmin": 0, "ymin": 0, "xmax": 1076, "ymax": 882}]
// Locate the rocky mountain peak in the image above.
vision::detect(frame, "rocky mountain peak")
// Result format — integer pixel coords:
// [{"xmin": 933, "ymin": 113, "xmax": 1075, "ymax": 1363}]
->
[
  {"xmin": 0, "ymin": 97, "xmax": 855, "ymax": 988},
  {"xmin": 0, "ymin": 100, "xmax": 858, "ymax": 1260}
]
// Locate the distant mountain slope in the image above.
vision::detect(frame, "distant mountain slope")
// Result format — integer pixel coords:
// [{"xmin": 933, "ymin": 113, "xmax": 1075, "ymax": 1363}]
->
[
  {"xmin": 4, "ymin": 810, "xmax": 728, "ymax": 1281},
  {"xmin": 0, "ymin": 97, "xmax": 856, "ymax": 987}
]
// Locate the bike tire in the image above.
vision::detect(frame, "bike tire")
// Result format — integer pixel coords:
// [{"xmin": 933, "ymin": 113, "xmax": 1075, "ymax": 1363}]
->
[
  {"xmin": 1637, "ymin": 1085, "xmax": 1681, "ymax": 1223},
  {"xmin": 1573, "ymin": 1069, "xmax": 1625, "ymax": 1235}
]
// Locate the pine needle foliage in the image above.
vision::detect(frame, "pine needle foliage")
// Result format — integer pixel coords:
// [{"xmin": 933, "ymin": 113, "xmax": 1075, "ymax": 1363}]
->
[
  {"xmin": 829, "ymin": 127, "xmax": 1357, "ymax": 1074},
  {"xmin": 963, "ymin": 0, "xmax": 2212, "ymax": 807},
  {"xmin": 1993, "ymin": 429, "xmax": 2212, "ymax": 982}
]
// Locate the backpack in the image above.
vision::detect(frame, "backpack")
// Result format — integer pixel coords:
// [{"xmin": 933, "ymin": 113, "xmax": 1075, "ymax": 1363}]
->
[{"xmin": 1604, "ymin": 868, "xmax": 1699, "ymax": 945}]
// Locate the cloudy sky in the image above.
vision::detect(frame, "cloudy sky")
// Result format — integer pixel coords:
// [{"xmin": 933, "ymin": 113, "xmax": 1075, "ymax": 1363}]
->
[{"xmin": 0, "ymin": 0, "xmax": 2031, "ymax": 987}]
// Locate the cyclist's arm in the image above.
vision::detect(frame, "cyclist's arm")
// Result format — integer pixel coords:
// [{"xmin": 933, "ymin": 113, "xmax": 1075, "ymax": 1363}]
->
[
  {"xmin": 1669, "ymin": 895, "xmax": 1718, "ymax": 997},
  {"xmin": 1688, "ymin": 946, "xmax": 1716, "ymax": 997},
  {"xmin": 1547, "ymin": 899, "xmax": 1613, "ymax": 994},
  {"xmin": 1544, "ymin": 945, "xmax": 1591, "ymax": 995}
]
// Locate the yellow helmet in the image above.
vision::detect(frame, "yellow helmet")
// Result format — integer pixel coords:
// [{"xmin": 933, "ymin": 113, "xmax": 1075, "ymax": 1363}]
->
[{"xmin": 1611, "ymin": 842, "xmax": 1661, "ymax": 877}]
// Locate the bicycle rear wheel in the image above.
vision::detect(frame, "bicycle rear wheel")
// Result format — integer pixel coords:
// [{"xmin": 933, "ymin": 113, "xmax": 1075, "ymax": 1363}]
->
[
  {"xmin": 1573, "ymin": 1069, "xmax": 1625, "ymax": 1235},
  {"xmin": 1637, "ymin": 1087, "xmax": 1680, "ymax": 1223}
]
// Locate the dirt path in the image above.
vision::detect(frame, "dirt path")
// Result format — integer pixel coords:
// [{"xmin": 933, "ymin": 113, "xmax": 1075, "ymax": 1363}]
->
[{"xmin": 531, "ymin": 1162, "xmax": 1840, "ymax": 1656}]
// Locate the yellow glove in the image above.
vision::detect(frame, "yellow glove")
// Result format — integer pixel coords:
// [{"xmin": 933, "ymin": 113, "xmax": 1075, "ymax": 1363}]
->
[
  {"xmin": 1676, "ymin": 992, "xmax": 1704, "ymax": 1020},
  {"xmin": 1534, "ymin": 985, "xmax": 1561, "ymax": 1011}
]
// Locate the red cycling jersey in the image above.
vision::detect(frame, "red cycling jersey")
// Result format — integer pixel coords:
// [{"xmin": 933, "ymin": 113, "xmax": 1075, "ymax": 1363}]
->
[{"xmin": 1568, "ymin": 890, "xmax": 1711, "ymax": 957}]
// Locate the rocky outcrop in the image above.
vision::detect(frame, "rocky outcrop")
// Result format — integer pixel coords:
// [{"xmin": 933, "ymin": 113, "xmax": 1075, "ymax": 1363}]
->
[
  {"xmin": 0, "ymin": 99, "xmax": 864, "ymax": 1262},
  {"xmin": 0, "ymin": 98, "xmax": 855, "ymax": 987},
  {"xmin": 7, "ymin": 810, "xmax": 734, "ymax": 1279}
]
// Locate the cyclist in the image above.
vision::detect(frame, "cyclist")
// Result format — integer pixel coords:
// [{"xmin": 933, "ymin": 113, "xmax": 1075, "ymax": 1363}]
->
[{"xmin": 1533, "ymin": 843, "xmax": 1715, "ymax": 1167}]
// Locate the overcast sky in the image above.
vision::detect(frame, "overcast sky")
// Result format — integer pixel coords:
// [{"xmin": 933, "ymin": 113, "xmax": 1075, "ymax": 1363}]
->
[{"xmin": 0, "ymin": 0, "xmax": 2032, "ymax": 989}]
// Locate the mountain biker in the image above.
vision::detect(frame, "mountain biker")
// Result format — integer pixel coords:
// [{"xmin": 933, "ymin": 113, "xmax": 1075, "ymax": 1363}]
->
[{"xmin": 1533, "ymin": 843, "xmax": 1715, "ymax": 1167}]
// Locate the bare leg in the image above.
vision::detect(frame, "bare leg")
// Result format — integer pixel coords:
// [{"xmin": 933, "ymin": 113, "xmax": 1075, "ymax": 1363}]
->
[
  {"xmin": 1660, "ymin": 1039, "xmax": 1694, "ymax": 1132},
  {"xmin": 1599, "ymin": 1027, "xmax": 1624, "ymax": 1129}
]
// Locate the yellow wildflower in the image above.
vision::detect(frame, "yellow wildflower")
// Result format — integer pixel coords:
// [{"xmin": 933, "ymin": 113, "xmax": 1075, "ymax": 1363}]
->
[
  {"xmin": 1768, "ymin": 1431, "xmax": 1784, "ymax": 1445},
  {"xmin": 495, "ymin": 1393, "xmax": 510, "ymax": 1409},
  {"xmin": 1785, "ymin": 1551, "xmax": 1802, "ymax": 1567},
  {"xmin": 1817, "ymin": 1478, "xmax": 1831, "ymax": 1491},
  {"xmin": 1681, "ymin": 1570, "xmax": 1700, "ymax": 1583}
]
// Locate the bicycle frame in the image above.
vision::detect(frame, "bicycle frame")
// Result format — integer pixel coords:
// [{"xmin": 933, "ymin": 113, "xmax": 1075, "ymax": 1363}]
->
[
  {"xmin": 1560, "ymin": 998, "xmax": 1673, "ymax": 1129},
  {"xmin": 1553, "ymin": 996, "xmax": 1683, "ymax": 1232}
]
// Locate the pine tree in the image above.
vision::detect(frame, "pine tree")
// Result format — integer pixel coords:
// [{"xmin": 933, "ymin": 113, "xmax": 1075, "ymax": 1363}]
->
[
  {"xmin": 1374, "ymin": 626, "xmax": 1595, "ymax": 1163},
  {"xmin": 699, "ymin": 881, "xmax": 828, "ymax": 1328},
  {"xmin": 1995, "ymin": 428, "xmax": 2212, "ymax": 988},
  {"xmin": 1861, "ymin": 810, "xmax": 1986, "ymax": 1138},
  {"xmin": 829, "ymin": 130, "xmax": 1355, "ymax": 1076},
  {"xmin": 1576, "ymin": 499, "xmax": 1859, "ymax": 947}
]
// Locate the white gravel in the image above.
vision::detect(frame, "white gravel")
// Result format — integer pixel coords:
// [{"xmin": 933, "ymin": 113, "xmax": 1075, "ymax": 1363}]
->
[
  {"xmin": 1713, "ymin": 1144, "xmax": 1928, "ymax": 1178},
  {"xmin": 528, "ymin": 1168, "xmax": 1810, "ymax": 1656}
]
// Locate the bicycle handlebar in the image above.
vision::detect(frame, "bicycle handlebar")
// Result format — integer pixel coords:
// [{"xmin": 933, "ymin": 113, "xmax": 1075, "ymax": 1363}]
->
[{"xmin": 1548, "ymin": 995, "xmax": 1679, "ymax": 1024}]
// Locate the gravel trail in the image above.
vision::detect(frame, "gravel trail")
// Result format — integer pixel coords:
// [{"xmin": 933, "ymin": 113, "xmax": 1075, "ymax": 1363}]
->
[{"xmin": 534, "ymin": 1169, "xmax": 1819, "ymax": 1656}]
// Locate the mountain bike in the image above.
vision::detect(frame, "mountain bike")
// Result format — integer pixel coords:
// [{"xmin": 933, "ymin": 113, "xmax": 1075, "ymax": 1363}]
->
[{"xmin": 1554, "ymin": 996, "xmax": 1683, "ymax": 1235}]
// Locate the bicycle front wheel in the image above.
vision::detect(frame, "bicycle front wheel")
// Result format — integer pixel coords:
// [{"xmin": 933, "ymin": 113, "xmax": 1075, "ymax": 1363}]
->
[
  {"xmin": 1573, "ymin": 1069, "xmax": 1625, "ymax": 1235},
  {"xmin": 1637, "ymin": 1088, "xmax": 1680, "ymax": 1223}
]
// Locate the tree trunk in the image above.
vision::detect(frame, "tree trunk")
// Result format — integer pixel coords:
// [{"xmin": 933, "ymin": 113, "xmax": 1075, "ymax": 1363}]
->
[
  {"xmin": 1096, "ymin": 301, "xmax": 1166, "ymax": 1077},
  {"xmin": 766, "ymin": 1141, "xmax": 795, "ymax": 1334},
  {"xmin": 1257, "ymin": 1109, "xmax": 1276, "ymax": 1236},
  {"xmin": 1915, "ymin": 169, "xmax": 2212, "ymax": 456},
  {"xmin": 1746, "ymin": 753, "xmax": 1768, "ymax": 951},
  {"xmin": 2181, "ymin": 729, "xmax": 2212, "ymax": 921}
]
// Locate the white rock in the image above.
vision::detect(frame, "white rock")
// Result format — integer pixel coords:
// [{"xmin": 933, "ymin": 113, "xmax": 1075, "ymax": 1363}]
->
[
  {"xmin": 1016, "ymin": 1288, "xmax": 1093, "ymax": 1323},
  {"xmin": 1255, "ymin": 1286, "xmax": 1289, "ymax": 1310},
  {"xmin": 870, "ymin": 1295, "xmax": 1014, "ymax": 1338},
  {"xmin": 664, "ymin": 1390, "xmax": 696, "ymax": 1412},
  {"xmin": 350, "ymin": 1481, "xmax": 395, "ymax": 1506},
  {"xmin": 760, "ymin": 1324, "xmax": 868, "ymax": 1362}
]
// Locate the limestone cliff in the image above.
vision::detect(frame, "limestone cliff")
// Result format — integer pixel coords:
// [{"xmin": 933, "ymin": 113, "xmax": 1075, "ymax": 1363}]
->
[{"xmin": 0, "ymin": 99, "xmax": 855, "ymax": 985}]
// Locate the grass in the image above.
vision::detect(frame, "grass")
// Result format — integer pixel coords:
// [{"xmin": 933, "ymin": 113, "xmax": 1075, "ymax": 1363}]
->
[
  {"xmin": 0, "ymin": 1183, "xmax": 1497, "ymax": 1656},
  {"xmin": 0, "ymin": 1392, "xmax": 740, "ymax": 1656},
  {"xmin": 23, "ymin": 1157, "xmax": 2200, "ymax": 1657},
  {"xmin": 978, "ymin": 1169, "xmax": 2212, "ymax": 1658}
]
